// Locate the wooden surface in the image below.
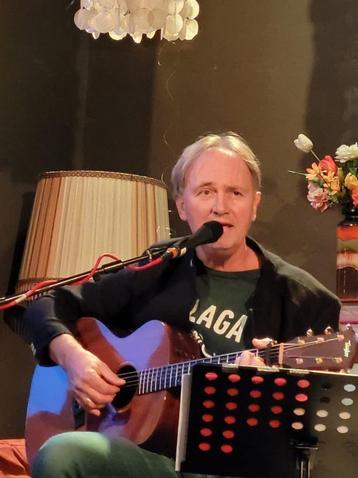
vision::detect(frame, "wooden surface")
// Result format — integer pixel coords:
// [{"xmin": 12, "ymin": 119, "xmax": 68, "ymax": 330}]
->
[{"xmin": 340, "ymin": 303, "xmax": 358, "ymax": 324}]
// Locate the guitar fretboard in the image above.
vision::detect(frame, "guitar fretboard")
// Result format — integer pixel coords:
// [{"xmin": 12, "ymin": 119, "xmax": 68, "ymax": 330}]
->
[
  {"xmin": 124, "ymin": 330, "xmax": 354, "ymax": 395},
  {"xmin": 138, "ymin": 351, "xmax": 242, "ymax": 394}
]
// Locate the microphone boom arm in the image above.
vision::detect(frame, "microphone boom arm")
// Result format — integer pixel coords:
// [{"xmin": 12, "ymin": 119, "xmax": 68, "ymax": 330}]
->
[{"xmin": 0, "ymin": 247, "xmax": 168, "ymax": 308}]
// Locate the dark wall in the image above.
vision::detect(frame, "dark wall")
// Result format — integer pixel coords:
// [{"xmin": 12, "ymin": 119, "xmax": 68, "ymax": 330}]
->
[
  {"xmin": 148, "ymin": 0, "xmax": 357, "ymax": 280},
  {"xmin": 0, "ymin": 0, "xmax": 357, "ymax": 437},
  {"xmin": 0, "ymin": 0, "xmax": 158, "ymax": 437}
]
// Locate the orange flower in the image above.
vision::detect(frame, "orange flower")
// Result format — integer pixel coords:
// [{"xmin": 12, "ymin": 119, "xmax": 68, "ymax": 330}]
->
[
  {"xmin": 323, "ymin": 172, "xmax": 340, "ymax": 192},
  {"xmin": 319, "ymin": 155, "xmax": 338, "ymax": 174},
  {"xmin": 306, "ymin": 162, "xmax": 321, "ymax": 181}
]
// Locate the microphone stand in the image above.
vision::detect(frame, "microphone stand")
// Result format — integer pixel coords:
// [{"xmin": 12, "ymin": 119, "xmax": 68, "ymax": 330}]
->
[{"xmin": 0, "ymin": 247, "xmax": 168, "ymax": 308}]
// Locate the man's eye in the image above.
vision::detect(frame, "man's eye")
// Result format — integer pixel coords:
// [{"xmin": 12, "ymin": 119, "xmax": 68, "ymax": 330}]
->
[
  {"xmin": 199, "ymin": 189, "xmax": 212, "ymax": 196},
  {"xmin": 233, "ymin": 190, "xmax": 242, "ymax": 196}
]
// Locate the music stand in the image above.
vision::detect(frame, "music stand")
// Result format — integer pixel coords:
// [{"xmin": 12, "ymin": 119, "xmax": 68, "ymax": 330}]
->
[{"xmin": 175, "ymin": 363, "xmax": 358, "ymax": 478}]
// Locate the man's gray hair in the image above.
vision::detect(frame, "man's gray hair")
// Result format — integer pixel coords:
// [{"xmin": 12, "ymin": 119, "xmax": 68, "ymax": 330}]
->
[{"xmin": 171, "ymin": 132, "xmax": 261, "ymax": 198}]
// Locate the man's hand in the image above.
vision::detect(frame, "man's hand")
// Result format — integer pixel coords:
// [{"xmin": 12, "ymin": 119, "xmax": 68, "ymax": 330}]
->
[
  {"xmin": 49, "ymin": 334, "xmax": 124, "ymax": 416},
  {"xmin": 235, "ymin": 337, "xmax": 273, "ymax": 367}
]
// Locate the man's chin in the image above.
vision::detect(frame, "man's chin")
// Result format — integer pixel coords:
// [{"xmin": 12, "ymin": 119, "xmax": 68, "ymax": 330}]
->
[{"xmin": 202, "ymin": 241, "xmax": 230, "ymax": 253}]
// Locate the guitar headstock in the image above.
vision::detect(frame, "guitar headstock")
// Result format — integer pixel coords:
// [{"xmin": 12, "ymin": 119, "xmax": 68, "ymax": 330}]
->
[{"xmin": 282, "ymin": 326, "xmax": 358, "ymax": 370}]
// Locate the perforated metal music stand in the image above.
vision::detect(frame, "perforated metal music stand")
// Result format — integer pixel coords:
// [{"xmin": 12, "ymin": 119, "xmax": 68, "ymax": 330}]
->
[{"xmin": 175, "ymin": 363, "xmax": 358, "ymax": 478}]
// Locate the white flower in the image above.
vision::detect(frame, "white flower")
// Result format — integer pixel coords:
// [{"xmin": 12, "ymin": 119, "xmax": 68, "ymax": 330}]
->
[
  {"xmin": 294, "ymin": 134, "xmax": 314, "ymax": 153},
  {"xmin": 335, "ymin": 143, "xmax": 358, "ymax": 163}
]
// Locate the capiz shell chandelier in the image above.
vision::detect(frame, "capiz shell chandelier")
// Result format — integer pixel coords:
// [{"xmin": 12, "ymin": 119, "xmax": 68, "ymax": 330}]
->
[{"xmin": 74, "ymin": 0, "xmax": 200, "ymax": 43}]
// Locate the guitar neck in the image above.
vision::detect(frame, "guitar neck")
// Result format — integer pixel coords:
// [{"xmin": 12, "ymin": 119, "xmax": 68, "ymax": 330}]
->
[
  {"xmin": 137, "ymin": 350, "xmax": 242, "ymax": 395},
  {"xmin": 135, "ymin": 326, "xmax": 358, "ymax": 395}
]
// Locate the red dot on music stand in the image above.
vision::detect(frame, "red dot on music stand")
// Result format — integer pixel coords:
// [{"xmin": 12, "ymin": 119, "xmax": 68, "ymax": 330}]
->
[
  {"xmin": 274, "ymin": 377, "xmax": 287, "ymax": 387},
  {"xmin": 200, "ymin": 427, "xmax": 213, "ymax": 437},
  {"xmin": 203, "ymin": 400, "xmax": 215, "ymax": 409},
  {"xmin": 221, "ymin": 444, "xmax": 233, "ymax": 454},
  {"xmin": 252, "ymin": 375, "xmax": 264, "ymax": 384},
  {"xmin": 248, "ymin": 403, "xmax": 260, "ymax": 413},
  {"xmin": 204, "ymin": 386, "xmax": 216, "ymax": 395},
  {"xmin": 228, "ymin": 374, "xmax": 241, "ymax": 383},
  {"xmin": 247, "ymin": 417, "xmax": 259, "ymax": 427},
  {"xmin": 272, "ymin": 392, "xmax": 285, "ymax": 401},
  {"xmin": 205, "ymin": 372, "xmax": 218, "ymax": 381},
  {"xmin": 202, "ymin": 414, "xmax": 214, "ymax": 423},
  {"xmin": 198, "ymin": 442, "xmax": 211, "ymax": 452},
  {"xmin": 250, "ymin": 390, "xmax": 262, "ymax": 399},
  {"xmin": 271, "ymin": 405, "xmax": 283, "ymax": 415},
  {"xmin": 224, "ymin": 415, "xmax": 236, "ymax": 425},
  {"xmin": 295, "ymin": 393, "xmax": 308, "ymax": 402},
  {"xmin": 227, "ymin": 387, "xmax": 239, "ymax": 397},
  {"xmin": 226, "ymin": 401, "xmax": 238, "ymax": 411},
  {"xmin": 269, "ymin": 420, "xmax": 281, "ymax": 428},
  {"xmin": 223, "ymin": 430, "xmax": 235, "ymax": 439},
  {"xmin": 297, "ymin": 379, "xmax": 310, "ymax": 389}
]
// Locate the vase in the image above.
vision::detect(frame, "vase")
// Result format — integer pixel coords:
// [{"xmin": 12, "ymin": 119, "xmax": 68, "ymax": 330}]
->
[{"xmin": 336, "ymin": 204, "xmax": 358, "ymax": 302}]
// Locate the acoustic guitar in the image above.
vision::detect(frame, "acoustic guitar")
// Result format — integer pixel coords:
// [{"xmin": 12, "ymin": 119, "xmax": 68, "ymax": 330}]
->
[{"xmin": 25, "ymin": 318, "xmax": 357, "ymax": 465}]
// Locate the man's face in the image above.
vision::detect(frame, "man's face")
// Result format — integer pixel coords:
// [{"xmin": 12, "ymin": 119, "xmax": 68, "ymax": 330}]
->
[{"xmin": 175, "ymin": 148, "xmax": 261, "ymax": 256}]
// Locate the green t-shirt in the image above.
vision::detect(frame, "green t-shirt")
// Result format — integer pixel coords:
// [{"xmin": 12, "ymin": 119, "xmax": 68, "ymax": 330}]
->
[{"xmin": 189, "ymin": 268, "xmax": 260, "ymax": 356}]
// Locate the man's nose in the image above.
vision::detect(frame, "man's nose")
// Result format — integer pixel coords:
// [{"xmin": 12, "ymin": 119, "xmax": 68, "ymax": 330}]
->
[{"xmin": 212, "ymin": 193, "xmax": 228, "ymax": 215}]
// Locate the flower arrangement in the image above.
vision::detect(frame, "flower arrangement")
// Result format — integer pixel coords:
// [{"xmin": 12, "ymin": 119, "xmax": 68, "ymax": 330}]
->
[{"xmin": 292, "ymin": 134, "xmax": 358, "ymax": 212}]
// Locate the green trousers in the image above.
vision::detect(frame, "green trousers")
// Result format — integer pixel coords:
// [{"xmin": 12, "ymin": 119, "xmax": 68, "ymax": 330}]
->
[{"xmin": 32, "ymin": 431, "xmax": 228, "ymax": 478}]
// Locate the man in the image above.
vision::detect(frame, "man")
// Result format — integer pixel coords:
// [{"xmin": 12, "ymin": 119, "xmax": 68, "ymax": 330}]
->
[{"xmin": 10, "ymin": 132, "xmax": 340, "ymax": 477}]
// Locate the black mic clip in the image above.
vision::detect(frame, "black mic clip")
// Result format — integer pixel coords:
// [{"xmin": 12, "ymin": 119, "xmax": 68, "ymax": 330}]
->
[
  {"xmin": 160, "ymin": 221, "xmax": 224, "ymax": 261},
  {"xmin": 161, "ymin": 241, "xmax": 188, "ymax": 261}
]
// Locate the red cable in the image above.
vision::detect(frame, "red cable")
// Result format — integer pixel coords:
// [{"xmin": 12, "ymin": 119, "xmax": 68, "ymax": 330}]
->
[{"xmin": 0, "ymin": 251, "xmax": 166, "ymax": 310}]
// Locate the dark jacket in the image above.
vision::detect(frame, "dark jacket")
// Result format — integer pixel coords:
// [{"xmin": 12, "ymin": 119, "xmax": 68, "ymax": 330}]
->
[{"xmin": 10, "ymin": 238, "xmax": 340, "ymax": 365}]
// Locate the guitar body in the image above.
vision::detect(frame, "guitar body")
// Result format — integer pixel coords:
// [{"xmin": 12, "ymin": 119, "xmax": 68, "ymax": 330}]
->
[{"xmin": 25, "ymin": 318, "xmax": 201, "ymax": 465}]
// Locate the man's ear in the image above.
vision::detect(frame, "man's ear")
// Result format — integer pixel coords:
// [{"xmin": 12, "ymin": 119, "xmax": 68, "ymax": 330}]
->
[
  {"xmin": 175, "ymin": 195, "xmax": 187, "ymax": 221},
  {"xmin": 252, "ymin": 191, "xmax": 261, "ymax": 221}
]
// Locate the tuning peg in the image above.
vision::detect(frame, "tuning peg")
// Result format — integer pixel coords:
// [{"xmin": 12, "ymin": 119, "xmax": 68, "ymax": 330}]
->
[
  {"xmin": 324, "ymin": 326, "xmax": 333, "ymax": 335},
  {"xmin": 306, "ymin": 329, "xmax": 313, "ymax": 337}
]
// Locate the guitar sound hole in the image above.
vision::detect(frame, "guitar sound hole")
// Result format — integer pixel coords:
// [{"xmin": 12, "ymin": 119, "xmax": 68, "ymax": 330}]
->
[{"xmin": 111, "ymin": 364, "xmax": 138, "ymax": 409}]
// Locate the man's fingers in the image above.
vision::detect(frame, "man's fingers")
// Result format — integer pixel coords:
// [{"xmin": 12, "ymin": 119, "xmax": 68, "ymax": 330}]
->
[
  {"xmin": 79, "ymin": 386, "xmax": 117, "ymax": 413},
  {"xmin": 84, "ymin": 368, "xmax": 122, "ymax": 396},
  {"xmin": 81, "ymin": 396, "xmax": 102, "ymax": 416},
  {"xmin": 98, "ymin": 362, "xmax": 125, "ymax": 388},
  {"xmin": 235, "ymin": 350, "xmax": 265, "ymax": 367},
  {"xmin": 252, "ymin": 337, "xmax": 273, "ymax": 349}
]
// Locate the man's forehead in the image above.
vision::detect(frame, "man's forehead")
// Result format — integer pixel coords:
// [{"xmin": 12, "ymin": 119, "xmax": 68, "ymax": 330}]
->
[
  {"xmin": 186, "ymin": 156, "xmax": 250, "ymax": 181},
  {"xmin": 189, "ymin": 179, "xmax": 247, "ymax": 189}
]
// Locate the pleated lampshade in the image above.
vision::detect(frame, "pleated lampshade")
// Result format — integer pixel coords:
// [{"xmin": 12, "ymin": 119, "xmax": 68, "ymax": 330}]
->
[{"xmin": 16, "ymin": 170, "xmax": 170, "ymax": 293}]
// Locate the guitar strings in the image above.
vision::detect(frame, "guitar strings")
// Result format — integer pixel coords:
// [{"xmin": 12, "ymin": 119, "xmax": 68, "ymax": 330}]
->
[
  {"xmin": 111, "ymin": 336, "xmax": 344, "ymax": 391},
  {"xmin": 117, "ymin": 338, "xmax": 340, "ymax": 386}
]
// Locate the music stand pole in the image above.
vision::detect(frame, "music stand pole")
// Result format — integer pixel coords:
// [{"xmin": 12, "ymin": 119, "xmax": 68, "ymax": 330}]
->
[{"xmin": 295, "ymin": 444, "xmax": 318, "ymax": 478}]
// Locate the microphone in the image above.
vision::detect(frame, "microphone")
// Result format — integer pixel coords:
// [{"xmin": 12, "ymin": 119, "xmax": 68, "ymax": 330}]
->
[{"xmin": 163, "ymin": 221, "xmax": 224, "ymax": 259}]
